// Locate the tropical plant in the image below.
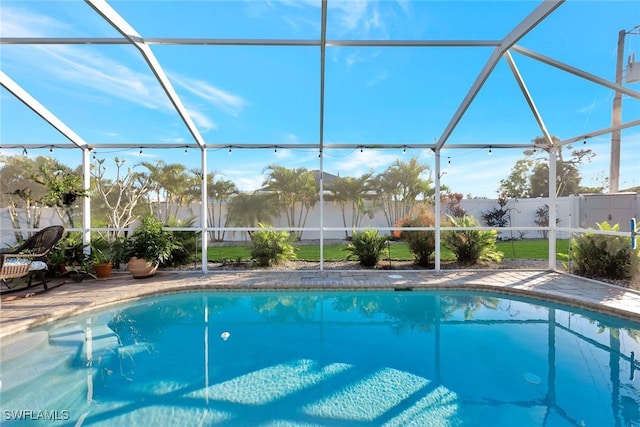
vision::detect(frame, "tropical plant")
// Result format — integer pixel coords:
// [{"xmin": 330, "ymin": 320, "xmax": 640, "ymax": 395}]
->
[
  {"xmin": 250, "ymin": 223, "xmax": 296, "ymax": 266},
  {"xmin": 441, "ymin": 192, "xmax": 466, "ymax": 218},
  {"xmin": 481, "ymin": 194, "xmax": 510, "ymax": 228},
  {"xmin": 371, "ymin": 157, "xmax": 433, "ymax": 227},
  {"xmin": 140, "ymin": 160, "xmax": 199, "ymax": 222},
  {"xmin": 570, "ymin": 222, "xmax": 638, "ymax": 280},
  {"xmin": 443, "ymin": 215, "xmax": 503, "ymax": 264},
  {"xmin": 325, "ymin": 172, "xmax": 376, "ymax": 239},
  {"xmin": 533, "ymin": 204, "xmax": 559, "ymax": 239},
  {"xmin": 122, "ymin": 215, "xmax": 182, "ymax": 265},
  {"xmin": 394, "ymin": 206, "xmax": 436, "ymax": 267},
  {"xmin": 262, "ymin": 165, "xmax": 318, "ymax": 239},
  {"xmin": 207, "ymin": 173, "xmax": 238, "ymax": 242},
  {"xmin": 345, "ymin": 229, "xmax": 388, "ymax": 267},
  {"xmin": 90, "ymin": 237, "xmax": 115, "ymax": 265},
  {"xmin": 162, "ymin": 215, "xmax": 196, "ymax": 267},
  {"xmin": 227, "ymin": 193, "xmax": 279, "ymax": 238},
  {"xmin": 55, "ymin": 232, "xmax": 87, "ymax": 266}
]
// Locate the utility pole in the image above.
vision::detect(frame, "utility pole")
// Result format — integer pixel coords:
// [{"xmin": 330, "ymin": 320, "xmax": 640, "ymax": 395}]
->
[
  {"xmin": 610, "ymin": 25, "xmax": 640, "ymax": 193},
  {"xmin": 609, "ymin": 30, "xmax": 625, "ymax": 193}
]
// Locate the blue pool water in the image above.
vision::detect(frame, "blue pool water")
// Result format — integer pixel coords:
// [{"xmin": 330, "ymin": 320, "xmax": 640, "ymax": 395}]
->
[{"xmin": 1, "ymin": 290, "xmax": 639, "ymax": 426}]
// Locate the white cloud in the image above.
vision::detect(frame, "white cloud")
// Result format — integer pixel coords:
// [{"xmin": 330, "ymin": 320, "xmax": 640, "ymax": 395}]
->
[
  {"xmin": 0, "ymin": 6, "xmax": 68, "ymax": 37},
  {"xmin": 334, "ymin": 1, "xmax": 369, "ymax": 33},
  {"xmin": 227, "ymin": 171, "xmax": 264, "ymax": 192},
  {"xmin": 367, "ymin": 70, "xmax": 388, "ymax": 86},
  {"xmin": 187, "ymin": 108, "xmax": 218, "ymax": 132},
  {"xmin": 346, "ymin": 52, "xmax": 363, "ymax": 68},
  {"xmin": 35, "ymin": 44, "xmax": 171, "ymax": 110},
  {"xmin": 1, "ymin": 6, "xmax": 172, "ymax": 111},
  {"xmin": 329, "ymin": 0, "xmax": 411, "ymax": 38},
  {"xmin": 331, "ymin": 150, "xmax": 397, "ymax": 176},
  {"xmin": 171, "ymin": 75, "xmax": 247, "ymax": 117},
  {"xmin": 1, "ymin": 6, "xmax": 242, "ymax": 134}
]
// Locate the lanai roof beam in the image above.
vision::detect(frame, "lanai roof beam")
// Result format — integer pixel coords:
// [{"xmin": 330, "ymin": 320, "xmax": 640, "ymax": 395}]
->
[
  {"xmin": 434, "ymin": 0, "xmax": 564, "ymax": 151},
  {"xmin": 84, "ymin": 0, "xmax": 207, "ymax": 149},
  {"xmin": 0, "ymin": 70, "xmax": 89, "ymax": 149}
]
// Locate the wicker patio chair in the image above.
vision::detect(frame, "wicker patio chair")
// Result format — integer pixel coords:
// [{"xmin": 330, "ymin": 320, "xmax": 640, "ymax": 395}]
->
[{"xmin": 0, "ymin": 225, "xmax": 65, "ymax": 291}]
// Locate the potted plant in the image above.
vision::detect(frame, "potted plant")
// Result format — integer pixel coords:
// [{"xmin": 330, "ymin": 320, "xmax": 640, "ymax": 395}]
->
[
  {"xmin": 48, "ymin": 244, "xmax": 68, "ymax": 275},
  {"xmin": 65, "ymin": 252, "xmax": 95, "ymax": 282},
  {"xmin": 39, "ymin": 172, "xmax": 88, "ymax": 208},
  {"xmin": 90, "ymin": 239, "xmax": 115, "ymax": 278},
  {"xmin": 122, "ymin": 215, "xmax": 182, "ymax": 278}
]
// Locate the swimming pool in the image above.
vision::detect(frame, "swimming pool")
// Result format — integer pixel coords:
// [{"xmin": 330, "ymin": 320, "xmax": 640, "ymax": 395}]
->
[{"xmin": 1, "ymin": 290, "xmax": 639, "ymax": 426}]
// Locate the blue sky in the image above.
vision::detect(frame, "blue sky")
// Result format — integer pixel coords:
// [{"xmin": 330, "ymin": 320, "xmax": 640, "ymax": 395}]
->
[{"xmin": 1, "ymin": 0, "xmax": 639, "ymax": 197}]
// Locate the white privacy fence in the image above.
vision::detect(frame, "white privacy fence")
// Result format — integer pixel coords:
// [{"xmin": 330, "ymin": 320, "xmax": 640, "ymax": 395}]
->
[{"xmin": 2, "ymin": 193, "xmax": 638, "ymax": 245}]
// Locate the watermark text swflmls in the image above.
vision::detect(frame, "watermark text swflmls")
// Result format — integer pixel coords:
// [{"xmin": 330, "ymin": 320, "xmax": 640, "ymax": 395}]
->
[{"xmin": 4, "ymin": 409, "xmax": 70, "ymax": 421}]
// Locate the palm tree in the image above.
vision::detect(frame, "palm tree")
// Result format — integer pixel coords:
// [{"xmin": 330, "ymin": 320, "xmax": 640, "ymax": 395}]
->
[
  {"xmin": 372, "ymin": 157, "xmax": 432, "ymax": 227},
  {"xmin": 139, "ymin": 160, "xmax": 164, "ymax": 218},
  {"xmin": 226, "ymin": 193, "xmax": 278, "ymax": 239},
  {"xmin": 262, "ymin": 165, "xmax": 318, "ymax": 239},
  {"xmin": 206, "ymin": 173, "xmax": 238, "ymax": 242},
  {"xmin": 325, "ymin": 172, "xmax": 375, "ymax": 239},
  {"xmin": 140, "ymin": 161, "xmax": 197, "ymax": 222}
]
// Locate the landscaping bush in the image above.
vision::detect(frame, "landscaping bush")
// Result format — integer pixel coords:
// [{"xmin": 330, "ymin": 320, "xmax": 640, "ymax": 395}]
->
[
  {"xmin": 571, "ymin": 222, "xmax": 639, "ymax": 280},
  {"xmin": 394, "ymin": 209, "xmax": 436, "ymax": 267},
  {"xmin": 163, "ymin": 216, "xmax": 197, "ymax": 267},
  {"xmin": 345, "ymin": 229, "xmax": 388, "ymax": 267},
  {"xmin": 443, "ymin": 215, "xmax": 503, "ymax": 264},
  {"xmin": 250, "ymin": 223, "xmax": 296, "ymax": 266}
]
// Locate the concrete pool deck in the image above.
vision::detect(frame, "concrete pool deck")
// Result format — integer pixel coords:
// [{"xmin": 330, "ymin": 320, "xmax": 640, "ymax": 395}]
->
[{"xmin": 1, "ymin": 269, "xmax": 640, "ymax": 338}]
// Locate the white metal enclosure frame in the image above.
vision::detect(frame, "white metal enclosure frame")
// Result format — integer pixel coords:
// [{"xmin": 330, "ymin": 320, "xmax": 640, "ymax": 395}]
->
[{"xmin": 1, "ymin": 0, "xmax": 639, "ymax": 272}]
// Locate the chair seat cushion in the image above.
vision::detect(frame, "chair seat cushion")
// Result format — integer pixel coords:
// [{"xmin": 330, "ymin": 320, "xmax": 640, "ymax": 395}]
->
[
  {"xmin": 29, "ymin": 261, "xmax": 48, "ymax": 272},
  {"xmin": 4, "ymin": 258, "xmax": 31, "ymax": 266}
]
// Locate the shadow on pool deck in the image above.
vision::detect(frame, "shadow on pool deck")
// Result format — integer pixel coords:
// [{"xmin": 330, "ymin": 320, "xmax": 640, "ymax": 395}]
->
[{"xmin": 1, "ymin": 269, "xmax": 640, "ymax": 338}]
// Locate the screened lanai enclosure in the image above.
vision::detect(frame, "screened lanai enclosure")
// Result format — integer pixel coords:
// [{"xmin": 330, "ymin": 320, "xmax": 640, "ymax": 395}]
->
[{"xmin": 1, "ymin": 0, "xmax": 639, "ymax": 273}]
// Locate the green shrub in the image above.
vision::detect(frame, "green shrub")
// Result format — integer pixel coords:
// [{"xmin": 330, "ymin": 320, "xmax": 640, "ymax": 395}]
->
[
  {"xmin": 163, "ymin": 216, "xmax": 197, "ymax": 267},
  {"xmin": 345, "ymin": 229, "xmax": 388, "ymax": 267},
  {"xmin": 443, "ymin": 215, "xmax": 503, "ymax": 264},
  {"xmin": 394, "ymin": 209, "xmax": 435, "ymax": 267},
  {"xmin": 123, "ymin": 215, "xmax": 183, "ymax": 265},
  {"xmin": 571, "ymin": 222, "xmax": 638, "ymax": 280},
  {"xmin": 250, "ymin": 223, "xmax": 296, "ymax": 266}
]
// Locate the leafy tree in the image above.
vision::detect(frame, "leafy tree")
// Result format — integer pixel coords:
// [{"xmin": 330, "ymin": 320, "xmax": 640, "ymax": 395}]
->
[
  {"xmin": 372, "ymin": 157, "xmax": 432, "ymax": 227},
  {"xmin": 262, "ymin": 165, "xmax": 318, "ymax": 239},
  {"xmin": 325, "ymin": 172, "xmax": 375, "ymax": 239},
  {"xmin": 0, "ymin": 155, "xmax": 85, "ymax": 237},
  {"xmin": 91, "ymin": 157, "xmax": 154, "ymax": 234},
  {"xmin": 499, "ymin": 136, "xmax": 596, "ymax": 197}
]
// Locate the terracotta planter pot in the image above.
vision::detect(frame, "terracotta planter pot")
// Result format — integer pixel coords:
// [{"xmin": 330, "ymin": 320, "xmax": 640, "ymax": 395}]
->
[
  {"xmin": 93, "ymin": 262, "xmax": 113, "ymax": 278},
  {"xmin": 127, "ymin": 257, "xmax": 158, "ymax": 279}
]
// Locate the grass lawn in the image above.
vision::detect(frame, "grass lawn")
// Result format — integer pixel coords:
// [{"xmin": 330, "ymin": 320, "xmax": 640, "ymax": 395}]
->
[{"xmin": 205, "ymin": 239, "xmax": 569, "ymax": 262}]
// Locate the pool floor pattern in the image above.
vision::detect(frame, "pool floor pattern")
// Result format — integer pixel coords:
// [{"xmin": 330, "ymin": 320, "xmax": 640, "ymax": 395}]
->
[{"xmin": 1, "ymin": 269, "xmax": 640, "ymax": 338}]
